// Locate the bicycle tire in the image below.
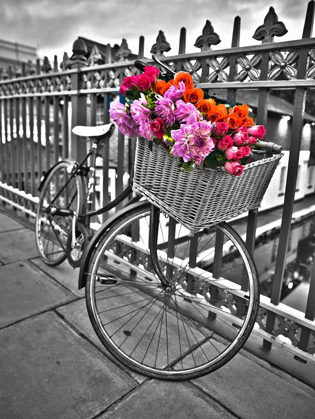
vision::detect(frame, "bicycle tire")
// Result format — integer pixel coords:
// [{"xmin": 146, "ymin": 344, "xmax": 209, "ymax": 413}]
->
[
  {"xmin": 35, "ymin": 159, "xmax": 86, "ymax": 266},
  {"xmin": 84, "ymin": 201, "xmax": 259, "ymax": 380}
]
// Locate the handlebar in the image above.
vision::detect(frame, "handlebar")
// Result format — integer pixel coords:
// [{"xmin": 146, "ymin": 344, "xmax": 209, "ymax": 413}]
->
[{"xmin": 253, "ymin": 140, "xmax": 282, "ymax": 155}]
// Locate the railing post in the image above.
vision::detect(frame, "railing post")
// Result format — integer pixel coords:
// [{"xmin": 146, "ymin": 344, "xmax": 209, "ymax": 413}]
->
[{"xmin": 69, "ymin": 38, "xmax": 88, "ymax": 162}]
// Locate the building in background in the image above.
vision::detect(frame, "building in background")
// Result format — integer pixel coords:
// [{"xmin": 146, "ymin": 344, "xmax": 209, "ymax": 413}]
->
[{"xmin": 0, "ymin": 39, "xmax": 37, "ymax": 75}]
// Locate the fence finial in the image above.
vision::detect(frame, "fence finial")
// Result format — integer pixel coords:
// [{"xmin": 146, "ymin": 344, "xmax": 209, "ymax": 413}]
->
[
  {"xmin": 150, "ymin": 31, "xmax": 171, "ymax": 56},
  {"xmin": 116, "ymin": 39, "xmax": 133, "ymax": 61},
  {"xmin": 70, "ymin": 38, "xmax": 88, "ymax": 67},
  {"xmin": 253, "ymin": 7, "xmax": 288, "ymax": 43},
  {"xmin": 194, "ymin": 20, "xmax": 221, "ymax": 51}
]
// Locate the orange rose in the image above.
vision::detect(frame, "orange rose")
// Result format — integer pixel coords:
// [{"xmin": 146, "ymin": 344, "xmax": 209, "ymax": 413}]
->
[
  {"xmin": 183, "ymin": 88, "xmax": 204, "ymax": 106},
  {"xmin": 197, "ymin": 98, "xmax": 216, "ymax": 117},
  {"xmin": 207, "ymin": 104, "xmax": 228, "ymax": 122},
  {"xmin": 225, "ymin": 114, "xmax": 243, "ymax": 129},
  {"xmin": 154, "ymin": 80, "xmax": 167, "ymax": 95},
  {"xmin": 242, "ymin": 117, "xmax": 255, "ymax": 127},
  {"xmin": 174, "ymin": 71, "xmax": 194, "ymax": 89},
  {"xmin": 229, "ymin": 103, "xmax": 249, "ymax": 119},
  {"xmin": 160, "ymin": 79, "xmax": 175, "ymax": 95}
]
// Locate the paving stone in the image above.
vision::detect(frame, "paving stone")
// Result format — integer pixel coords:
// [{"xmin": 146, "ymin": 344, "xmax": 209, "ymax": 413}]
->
[
  {"xmin": 56, "ymin": 298, "xmax": 147, "ymax": 383},
  {"xmin": 0, "ymin": 211, "xmax": 23, "ymax": 232},
  {"xmin": 32, "ymin": 257, "xmax": 84, "ymax": 297},
  {"xmin": 0, "ymin": 312, "xmax": 136, "ymax": 419},
  {"xmin": 192, "ymin": 351, "xmax": 315, "ymax": 419},
  {"xmin": 100, "ymin": 379, "xmax": 236, "ymax": 419},
  {"xmin": 0, "ymin": 228, "xmax": 39, "ymax": 263},
  {"xmin": 0, "ymin": 261, "xmax": 74, "ymax": 328}
]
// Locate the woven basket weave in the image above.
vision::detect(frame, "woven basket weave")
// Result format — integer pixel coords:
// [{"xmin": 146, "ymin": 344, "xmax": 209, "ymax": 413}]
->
[{"xmin": 132, "ymin": 137, "xmax": 282, "ymax": 232}]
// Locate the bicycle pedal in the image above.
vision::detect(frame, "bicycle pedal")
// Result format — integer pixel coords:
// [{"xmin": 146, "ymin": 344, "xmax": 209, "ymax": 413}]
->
[{"xmin": 97, "ymin": 275, "xmax": 117, "ymax": 285}]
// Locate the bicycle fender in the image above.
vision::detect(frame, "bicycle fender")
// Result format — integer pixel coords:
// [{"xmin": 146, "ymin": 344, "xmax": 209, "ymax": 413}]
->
[
  {"xmin": 78, "ymin": 200, "xmax": 149, "ymax": 289},
  {"xmin": 38, "ymin": 158, "xmax": 77, "ymax": 192}
]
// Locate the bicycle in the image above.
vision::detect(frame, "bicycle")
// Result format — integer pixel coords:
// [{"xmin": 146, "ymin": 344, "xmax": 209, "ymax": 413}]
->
[
  {"xmin": 76, "ymin": 57, "xmax": 283, "ymax": 380},
  {"xmin": 35, "ymin": 123, "xmax": 135, "ymax": 268}
]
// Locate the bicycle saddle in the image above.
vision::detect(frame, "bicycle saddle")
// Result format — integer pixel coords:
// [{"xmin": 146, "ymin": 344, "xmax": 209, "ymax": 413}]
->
[{"xmin": 72, "ymin": 123, "xmax": 115, "ymax": 138}]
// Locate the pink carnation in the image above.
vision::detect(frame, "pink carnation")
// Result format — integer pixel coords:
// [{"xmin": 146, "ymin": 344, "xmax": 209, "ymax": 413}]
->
[{"xmin": 171, "ymin": 120, "xmax": 215, "ymax": 165}]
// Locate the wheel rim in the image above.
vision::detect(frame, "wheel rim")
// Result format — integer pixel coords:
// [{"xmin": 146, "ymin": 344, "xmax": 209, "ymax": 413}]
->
[
  {"xmin": 36, "ymin": 162, "xmax": 81, "ymax": 265},
  {"xmin": 86, "ymin": 206, "xmax": 259, "ymax": 379}
]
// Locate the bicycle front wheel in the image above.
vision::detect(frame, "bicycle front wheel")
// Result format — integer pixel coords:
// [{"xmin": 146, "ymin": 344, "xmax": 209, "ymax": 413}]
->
[
  {"xmin": 35, "ymin": 160, "xmax": 85, "ymax": 266},
  {"xmin": 85, "ymin": 202, "xmax": 259, "ymax": 380}
]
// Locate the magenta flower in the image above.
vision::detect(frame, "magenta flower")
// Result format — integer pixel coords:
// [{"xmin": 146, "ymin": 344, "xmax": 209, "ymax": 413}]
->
[
  {"xmin": 130, "ymin": 99, "xmax": 152, "ymax": 125},
  {"xmin": 164, "ymin": 81, "xmax": 186, "ymax": 102},
  {"xmin": 139, "ymin": 120, "xmax": 155, "ymax": 141},
  {"xmin": 155, "ymin": 97, "xmax": 176, "ymax": 126},
  {"xmin": 247, "ymin": 125, "xmax": 266, "ymax": 139},
  {"xmin": 150, "ymin": 118, "xmax": 165, "ymax": 139},
  {"xmin": 174, "ymin": 100, "xmax": 202, "ymax": 123},
  {"xmin": 119, "ymin": 75, "xmax": 137, "ymax": 96},
  {"xmin": 144, "ymin": 66, "xmax": 160, "ymax": 83},
  {"xmin": 225, "ymin": 146, "xmax": 244, "ymax": 161},
  {"xmin": 233, "ymin": 126, "xmax": 249, "ymax": 146},
  {"xmin": 134, "ymin": 73, "xmax": 152, "ymax": 92},
  {"xmin": 225, "ymin": 161, "xmax": 244, "ymax": 176},
  {"xmin": 171, "ymin": 120, "xmax": 215, "ymax": 165},
  {"xmin": 212, "ymin": 122, "xmax": 229, "ymax": 137},
  {"xmin": 109, "ymin": 102, "xmax": 139, "ymax": 137},
  {"xmin": 217, "ymin": 135, "xmax": 233, "ymax": 151}
]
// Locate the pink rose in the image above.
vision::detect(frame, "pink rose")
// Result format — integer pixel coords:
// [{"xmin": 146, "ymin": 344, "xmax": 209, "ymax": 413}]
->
[
  {"xmin": 247, "ymin": 125, "xmax": 266, "ymax": 139},
  {"xmin": 144, "ymin": 66, "xmax": 160, "ymax": 83},
  {"xmin": 119, "ymin": 75, "xmax": 137, "ymax": 96},
  {"xmin": 134, "ymin": 73, "xmax": 152, "ymax": 92},
  {"xmin": 212, "ymin": 121, "xmax": 229, "ymax": 136},
  {"xmin": 248, "ymin": 136, "xmax": 258, "ymax": 145},
  {"xmin": 225, "ymin": 146, "xmax": 244, "ymax": 161},
  {"xmin": 225, "ymin": 161, "xmax": 244, "ymax": 176},
  {"xmin": 150, "ymin": 118, "xmax": 165, "ymax": 139},
  {"xmin": 233, "ymin": 127, "xmax": 249, "ymax": 146},
  {"xmin": 241, "ymin": 145, "xmax": 252, "ymax": 157},
  {"xmin": 217, "ymin": 135, "xmax": 233, "ymax": 151}
]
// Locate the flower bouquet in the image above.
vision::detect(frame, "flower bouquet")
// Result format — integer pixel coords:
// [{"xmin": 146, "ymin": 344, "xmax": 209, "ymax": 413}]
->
[
  {"xmin": 109, "ymin": 65, "xmax": 281, "ymax": 232},
  {"xmin": 109, "ymin": 65, "xmax": 267, "ymax": 177}
]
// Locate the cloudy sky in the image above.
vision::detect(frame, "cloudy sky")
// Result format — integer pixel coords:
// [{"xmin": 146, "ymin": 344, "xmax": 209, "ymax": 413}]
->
[{"xmin": 0, "ymin": 0, "xmax": 313, "ymax": 63}]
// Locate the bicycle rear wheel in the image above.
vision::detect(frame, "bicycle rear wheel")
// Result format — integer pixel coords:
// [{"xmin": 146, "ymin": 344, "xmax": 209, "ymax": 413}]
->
[
  {"xmin": 84, "ymin": 202, "xmax": 259, "ymax": 380},
  {"xmin": 35, "ymin": 160, "xmax": 85, "ymax": 266}
]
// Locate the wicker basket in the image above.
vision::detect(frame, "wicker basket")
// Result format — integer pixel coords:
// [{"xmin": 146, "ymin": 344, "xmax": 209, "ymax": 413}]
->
[{"xmin": 132, "ymin": 137, "xmax": 282, "ymax": 232}]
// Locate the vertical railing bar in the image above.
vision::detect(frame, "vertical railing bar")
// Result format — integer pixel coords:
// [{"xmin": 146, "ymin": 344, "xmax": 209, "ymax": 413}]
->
[
  {"xmin": 102, "ymin": 93, "xmax": 110, "ymax": 222},
  {"xmin": 302, "ymin": 0, "xmax": 315, "ymax": 38},
  {"xmin": 0, "ymin": 100, "xmax": 3, "ymax": 184},
  {"xmin": 3, "ymin": 100, "xmax": 8, "ymax": 184},
  {"xmin": 89, "ymin": 94, "xmax": 97, "ymax": 215},
  {"xmin": 36, "ymin": 97, "xmax": 42, "ymax": 189},
  {"xmin": 53, "ymin": 96, "xmax": 59, "ymax": 164},
  {"xmin": 62, "ymin": 95, "xmax": 69, "ymax": 159},
  {"xmin": 45, "ymin": 97, "xmax": 50, "ymax": 173},
  {"xmin": 16, "ymin": 97, "xmax": 22, "ymax": 190},
  {"xmin": 9, "ymin": 98, "xmax": 14, "ymax": 186},
  {"xmin": 22, "ymin": 97, "xmax": 27, "ymax": 193},
  {"xmin": 29, "ymin": 97, "xmax": 35, "ymax": 196},
  {"xmin": 263, "ymin": 46, "xmax": 309, "ymax": 350}
]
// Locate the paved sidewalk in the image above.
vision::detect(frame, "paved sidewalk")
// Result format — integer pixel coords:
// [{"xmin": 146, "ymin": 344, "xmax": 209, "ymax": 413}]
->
[{"xmin": 1, "ymin": 208, "xmax": 315, "ymax": 419}]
